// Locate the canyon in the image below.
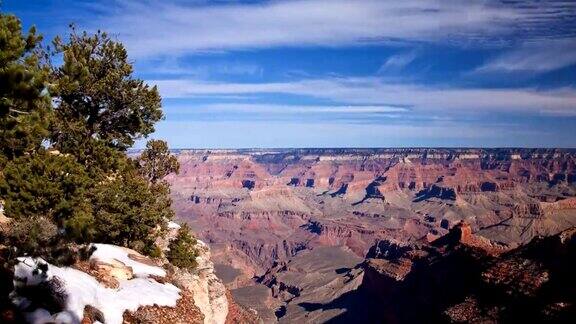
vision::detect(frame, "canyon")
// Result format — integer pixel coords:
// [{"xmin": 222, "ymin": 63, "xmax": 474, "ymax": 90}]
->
[{"xmin": 166, "ymin": 148, "xmax": 576, "ymax": 322}]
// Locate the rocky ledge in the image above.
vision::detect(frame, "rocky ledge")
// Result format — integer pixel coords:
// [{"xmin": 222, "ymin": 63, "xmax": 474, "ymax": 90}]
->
[
  {"xmin": 0, "ymin": 223, "xmax": 261, "ymax": 324},
  {"xmin": 360, "ymin": 224, "xmax": 576, "ymax": 323}
]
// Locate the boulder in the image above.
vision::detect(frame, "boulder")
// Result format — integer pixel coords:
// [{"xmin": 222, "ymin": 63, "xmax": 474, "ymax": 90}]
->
[{"xmin": 90, "ymin": 258, "xmax": 133, "ymax": 282}]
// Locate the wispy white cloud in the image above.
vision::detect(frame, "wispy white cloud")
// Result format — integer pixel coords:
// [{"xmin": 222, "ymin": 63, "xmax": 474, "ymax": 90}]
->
[
  {"xmin": 151, "ymin": 77, "xmax": 576, "ymax": 116},
  {"xmin": 181, "ymin": 103, "xmax": 407, "ymax": 114},
  {"xmin": 11, "ymin": 0, "xmax": 575, "ymax": 148},
  {"xmin": 87, "ymin": 0, "xmax": 574, "ymax": 58},
  {"xmin": 378, "ymin": 51, "xmax": 418, "ymax": 73},
  {"xmin": 136, "ymin": 56, "xmax": 263, "ymax": 77},
  {"xmin": 476, "ymin": 39, "xmax": 576, "ymax": 73},
  {"xmin": 140, "ymin": 119, "xmax": 556, "ymax": 149}
]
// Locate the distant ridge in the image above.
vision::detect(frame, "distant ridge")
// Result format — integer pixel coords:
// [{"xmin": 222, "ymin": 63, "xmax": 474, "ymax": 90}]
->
[{"xmin": 129, "ymin": 147, "xmax": 576, "ymax": 158}]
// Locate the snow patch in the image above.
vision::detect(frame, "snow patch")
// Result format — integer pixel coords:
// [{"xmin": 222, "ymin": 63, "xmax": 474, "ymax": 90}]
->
[
  {"xmin": 167, "ymin": 220, "xmax": 181, "ymax": 230},
  {"xmin": 90, "ymin": 243, "xmax": 166, "ymax": 277},
  {"xmin": 13, "ymin": 256, "xmax": 180, "ymax": 324}
]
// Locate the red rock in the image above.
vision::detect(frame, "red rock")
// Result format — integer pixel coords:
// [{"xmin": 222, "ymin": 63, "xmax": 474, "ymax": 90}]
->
[{"xmin": 164, "ymin": 148, "xmax": 576, "ymax": 317}]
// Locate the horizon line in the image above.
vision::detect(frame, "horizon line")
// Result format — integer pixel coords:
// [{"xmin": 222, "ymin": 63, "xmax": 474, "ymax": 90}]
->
[{"xmin": 129, "ymin": 146, "xmax": 576, "ymax": 151}]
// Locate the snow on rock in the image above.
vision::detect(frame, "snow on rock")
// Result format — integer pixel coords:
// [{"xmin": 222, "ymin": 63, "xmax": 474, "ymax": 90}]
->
[
  {"xmin": 167, "ymin": 221, "xmax": 181, "ymax": 230},
  {"xmin": 90, "ymin": 243, "xmax": 166, "ymax": 277},
  {"xmin": 12, "ymin": 254, "xmax": 180, "ymax": 324},
  {"xmin": 172, "ymin": 240, "xmax": 228, "ymax": 324}
]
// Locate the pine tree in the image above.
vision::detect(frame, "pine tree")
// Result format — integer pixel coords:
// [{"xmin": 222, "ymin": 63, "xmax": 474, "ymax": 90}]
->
[
  {"xmin": 0, "ymin": 13, "xmax": 51, "ymax": 160},
  {"xmin": 0, "ymin": 151, "xmax": 93, "ymax": 229},
  {"xmin": 0, "ymin": 17, "xmax": 182, "ymax": 260},
  {"xmin": 167, "ymin": 224, "xmax": 198, "ymax": 270},
  {"xmin": 138, "ymin": 139, "xmax": 180, "ymax": 184},
  {"xmin": 50, "ymin": 28, "xmax": 163, "ymax": 152},
  {"xmin": 90, "ymin": 167, "xmax": 174, "ymax": 253}
]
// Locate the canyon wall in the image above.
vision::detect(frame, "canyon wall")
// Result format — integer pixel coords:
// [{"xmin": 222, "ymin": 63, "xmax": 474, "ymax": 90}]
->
[{"xmin": 165, "ymin": 148, "xmax": 576, "ymax": 321}]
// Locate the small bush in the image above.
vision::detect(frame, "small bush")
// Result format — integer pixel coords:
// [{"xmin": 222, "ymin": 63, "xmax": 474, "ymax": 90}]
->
[
  {"xmin": 90, "ymin": 172, "xmax": 171, "ymax": 253},
  {"xmin": 166, "ymin": 224, "xmax": 198, "ymax": 270},
  {"xmin": 4, "ymin": 217, "xmax": 58, "ymax": 259},
  {"xmin": 146, "ymin": 245, "xmax": 163, "ymax": 259},
  {"xmin": 0, "ymin": 152, "xmax": 93, "ymax": 230}
]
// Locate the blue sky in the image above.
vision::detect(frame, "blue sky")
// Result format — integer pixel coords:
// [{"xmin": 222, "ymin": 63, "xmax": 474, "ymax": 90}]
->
[{"xmin": 3, "ymin": 0, "xmax": 576, "ymax": 148}]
